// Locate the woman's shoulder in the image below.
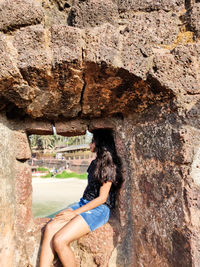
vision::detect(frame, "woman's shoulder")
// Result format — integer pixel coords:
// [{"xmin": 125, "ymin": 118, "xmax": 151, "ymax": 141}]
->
[{"xmin": 87, "ymin": 159, "xmax": 96, "ymax": 173}]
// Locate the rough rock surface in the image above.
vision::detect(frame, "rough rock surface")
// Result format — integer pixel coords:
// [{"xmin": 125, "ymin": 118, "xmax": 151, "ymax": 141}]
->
[
  {"xmin": 0, "ymin": 116, "xmax": 16, "ymax": 267},
  {"xmin": 0, "ymin": 0, "xmax": 197, "ymax": 120},
  {"xmin": 186, "ymin": 2, "xmax": 200, "ymax": 38},
  {"xmin": 0, "ymin": 0, "xmax": 44, "ymax": 32},
  {"xmin": 116, "ymin": 0, "xmax": 185, "ymax": 12},
  {"xmin": 0, "ymin": 0, "xmax": 200, "ymax": 266},
  {"xmin": 68, "ymin": 0, "xmax": 119, "ymax": 28}
]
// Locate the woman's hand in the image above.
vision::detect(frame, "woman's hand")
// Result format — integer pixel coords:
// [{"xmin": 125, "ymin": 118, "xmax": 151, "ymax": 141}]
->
[{"xmin": 53, "ymin": 209, "xmax": 77, "ymax": 222}]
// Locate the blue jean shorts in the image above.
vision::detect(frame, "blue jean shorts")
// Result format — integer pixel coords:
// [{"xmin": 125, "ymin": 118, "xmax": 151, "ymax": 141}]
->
[{"xmin": 67, "ymin": 198, "xmax": 110, "ymax": 232}]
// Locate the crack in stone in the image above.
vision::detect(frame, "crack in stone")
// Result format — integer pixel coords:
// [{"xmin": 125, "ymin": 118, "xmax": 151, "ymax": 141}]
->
[
  {"xmin": 0, "ymin": 21, "xmax": 42, "ymax": 34},
  {"xmin": 78, "ymin": 47, "xmax": 86, "ymax": 118}
]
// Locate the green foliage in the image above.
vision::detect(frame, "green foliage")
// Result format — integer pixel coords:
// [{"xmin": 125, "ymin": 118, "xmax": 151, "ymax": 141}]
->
[
  {"xmin": 76, "ymin": 173, "xmax": 88, "ymax": 179},
  {"xmin": 43, "ymin": 173, "xmax": 53, "ymax": 178},
  {"xmin": 66, "ymin": 135, "xmax": 85, "ymax": 146},
  {"xmin": 55, "ymin": 171, "xmax": 87, "ymax": 179},
  {"xmin": 29, "ymin": 131, "xmax": 93, "ymax": 152},
  {"xmin": 37, "ymin": 167, "xmax": 50, "ymax": 172},
  {"xmin": 29, "ymin": 134, "xmax": 64, "ymax": 150}
]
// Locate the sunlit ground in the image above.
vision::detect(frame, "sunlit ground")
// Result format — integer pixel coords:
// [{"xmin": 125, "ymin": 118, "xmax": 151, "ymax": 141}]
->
[{"xmin": 32, "ymin": 178, "xmax": 87, "ymax": 218}]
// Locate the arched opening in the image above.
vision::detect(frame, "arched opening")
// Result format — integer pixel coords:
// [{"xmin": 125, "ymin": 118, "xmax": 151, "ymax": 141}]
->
[{"xmin": 29, "ymin": 132, "xmax": 93, "ymax": 219}]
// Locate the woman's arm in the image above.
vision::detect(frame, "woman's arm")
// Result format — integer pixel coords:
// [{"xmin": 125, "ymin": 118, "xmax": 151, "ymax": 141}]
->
[
  {"xmin": 54, "ymin": 181, "xmax": 112, "ymax": 221},
  {"xmin": 74, "ymin": 181, "xmax": 112, "ymax": 215}
]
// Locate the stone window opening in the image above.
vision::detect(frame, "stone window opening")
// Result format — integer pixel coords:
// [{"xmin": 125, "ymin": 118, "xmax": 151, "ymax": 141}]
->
[
  {"xmin": 15, "ymin": 120, "xmax": 126, "ymax": 267},
  {"xmin": 28, "ymin": 131, "xmax": 94, "ymax": 219}
]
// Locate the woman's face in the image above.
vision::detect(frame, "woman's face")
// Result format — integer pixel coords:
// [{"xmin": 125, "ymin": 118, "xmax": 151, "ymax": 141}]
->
[{"xmin": 89, "ymin": 139, "xmax": 96, "ymax": 153}]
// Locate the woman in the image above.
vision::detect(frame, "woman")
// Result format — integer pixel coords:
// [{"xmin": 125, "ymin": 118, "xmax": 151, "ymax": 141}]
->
[{"xmin": 39, "ymin": 129, "xmax": 121, "ymax": 267}]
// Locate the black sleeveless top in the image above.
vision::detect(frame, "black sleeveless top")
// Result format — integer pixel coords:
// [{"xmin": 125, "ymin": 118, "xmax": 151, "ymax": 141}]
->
[{"xmin": 82, "ymin": 160, "xmax": 116, "ymax": 209}]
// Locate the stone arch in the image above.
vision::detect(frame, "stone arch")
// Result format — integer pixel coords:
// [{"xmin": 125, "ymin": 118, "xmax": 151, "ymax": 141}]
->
[{"xmin": 0, "ymin": 61, "xmax": 193, "ymax": 266}]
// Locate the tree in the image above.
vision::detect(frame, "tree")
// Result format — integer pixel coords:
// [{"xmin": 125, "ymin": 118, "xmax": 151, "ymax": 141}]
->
[{"xmin": 29, "ymin": 131, "xmax": 93, "ymax": 152}]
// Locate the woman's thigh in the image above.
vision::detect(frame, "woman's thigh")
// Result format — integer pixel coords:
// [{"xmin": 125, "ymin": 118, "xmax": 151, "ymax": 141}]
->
[{"xmin": 54, "ymin": 215, "xmax": 90, "ymax": 244}]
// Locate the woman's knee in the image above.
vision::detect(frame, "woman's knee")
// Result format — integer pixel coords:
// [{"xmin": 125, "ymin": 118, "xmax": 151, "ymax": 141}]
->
[
  {"xmin": 53, "ymin": 232, "xmax": 71, "ymax": 251},
  {"xmin": 53, "ymin": 234, "xmax": 64, "ymax": 252},
  {"xmin": 44, "ymin": 220, "xmax": 57, "ymax": 236}
]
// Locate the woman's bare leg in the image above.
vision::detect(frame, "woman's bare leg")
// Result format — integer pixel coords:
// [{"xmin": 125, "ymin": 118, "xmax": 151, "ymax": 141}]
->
[
  {"xmin": 53, "ymin": 215, "xmax": 90, "ymax": 267},
  {"xmin": 39, "ymin": 219, "xmax": 70, "ymax": 267}
]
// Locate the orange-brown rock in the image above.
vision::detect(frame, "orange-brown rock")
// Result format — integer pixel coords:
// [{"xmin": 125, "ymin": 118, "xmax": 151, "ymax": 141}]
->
[{"xmin": 0, "ymin": 0, "xmax": 200, "ymax": 266}]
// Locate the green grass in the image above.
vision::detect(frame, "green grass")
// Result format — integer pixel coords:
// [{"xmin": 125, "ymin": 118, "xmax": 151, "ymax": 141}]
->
[
  {"xmin": 37, "ymin": 167, "xmax": 50, "ymax": 172},
  {"xmin": 55, "ymin": 171, "xmax": 87, "ymax": 179},
  {"xmin": 43, "ymin": 173, "xmax": 53, "ymax": 178}
]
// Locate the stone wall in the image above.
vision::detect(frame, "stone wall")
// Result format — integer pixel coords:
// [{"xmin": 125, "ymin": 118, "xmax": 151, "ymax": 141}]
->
[
  {"xmin": 0, "ymin": 115, "xmax": 16, "ymax": 267},
  {"xmin": 122, "ymin": 105, "xmax": 190, "ymax": 266},
  {"xmin": 1, "ymin": 104, "xmax": 200, "ymax": 267},
  {"xmin": 0, "ymin": 0, "xmax": 200, "ymax": 266}
]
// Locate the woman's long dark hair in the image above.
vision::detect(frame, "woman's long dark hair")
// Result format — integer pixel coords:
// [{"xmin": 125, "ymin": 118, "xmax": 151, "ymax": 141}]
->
[{"xmin": 92, "ymin": 129, "xmax": 122, "ymax": 187}]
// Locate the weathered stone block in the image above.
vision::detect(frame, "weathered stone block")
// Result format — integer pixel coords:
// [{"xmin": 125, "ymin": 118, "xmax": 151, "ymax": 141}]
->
[
  {"xmin": 25, "ymin": 119, "xmax": 53, "ymax": 135},
  {"xmin": 55, "ymin": 119, "xmax": 88, "ymax": 136},
  {"xmin": 179, "ymin": 126, "xmax": 200, "ymax": 164},
  {"xmin": 0, "ymin": 31, "xmax": 42, "ymax": 111},
  {"xmin": 0, "ymin": 220, "xmax": 15, "ymax": 267},
  {"xmin": 13, "ymin": 25, "xmax": 51, "ymax": 70},
  {"xmin": 121, "ymin": 11, "xmax": 180, "ymax": 79},
  {"xmin": 134, "ymin": 124, "xmax": 183, "ymax": 163},
  {"xmin": 186, "ymin": 98, "xmax": 200, "ymax": 129},
  {"xmin": 82, "ymin": 62, "xmax": 172, "ymax": 118},
  {"xmin": 73, "ymin": 220, "xmax": 119, "ymax": 267},
  {"xmin": 68, "ymin": 0, "xmax": 119, "ymax": 28},
  {"xmin": 84, "ymin": 24, "xmax": 121, "ymax": 67},
  {"xmin": 0, "ymin": 0, "xmax": 44, "ymax": 32},
  {"xmin": 15, "ymin": 162, "xmax": 32, "ymax": 204},
  {"xmin": 148, "ymin": 44, "xmax": 200, "ymax": 97},
  {"xmin": 13, "ymin": 131, "xmax": 31, "ymax": 160},
  {"xmin": 125, "ymin": 112, "xmax": 191, "ymax": 266},
  {"xmin": 12, "ymin": 25, "xmax": 84, "ymax": 119},
  {"xmin": 82, "ymin": 62, "xmax": 129, "ymax": 117},
  {"xmin": 15, "ymin": 198, "xmax": 32, "ymax": 234},
  {"xmin": 0, "ymin": 34, "xmax": 21, "ymax": 90},
  {"xmin": 14, "ymin": 197, "xmax": 34, "ymax": 267},
  {"xmin": 88, "ymin": 118, "xmax": 117, "ymax": 131},
  {"xmin": 117, "ymin": 0, "xmax": 185, "ymax": 12},
  {"xmin": 50, "ymin": 25, "xmax": 84, "ymax": 63},
  {"xmin": 188, "ymin": 2, "xmax": 200, "ymax": 38},
  {"xmin": 0, "ymin": 114, "xmax": 18, "ymax": 267},
  {"xmin": 42, "ymin": 0, "xmax": 70, "ymax": 27},
  {"xmin": 25, "ymin": 117, "xmax": 88, "ymax": 141},
  {"xmin": 190, "ymin": 146, "xmax": 200, "ymax": 187}
]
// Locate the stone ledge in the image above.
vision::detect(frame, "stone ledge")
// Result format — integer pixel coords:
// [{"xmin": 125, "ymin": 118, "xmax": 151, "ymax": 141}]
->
[
  {"xmin": 32, "ymin": 215, "xmax": 120, "ymax": 267},
  {"xmin": 24, "ymin": 118, "xmax": 88, "ymax": 136},
  {"xmin": 13, "ymin": 131, "xmax": 31, "ymax": 160}
]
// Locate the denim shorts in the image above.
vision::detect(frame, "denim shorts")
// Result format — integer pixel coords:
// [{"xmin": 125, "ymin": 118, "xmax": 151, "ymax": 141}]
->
[{"xmin": 67, "ymin": 198, "xmax": 110, "ymax": 232}]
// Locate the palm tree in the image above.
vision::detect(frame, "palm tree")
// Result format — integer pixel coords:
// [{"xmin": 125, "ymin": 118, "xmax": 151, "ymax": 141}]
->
[{"xmin": 29, "ymin": 131, "xmax": 92, "ymax": 151}]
